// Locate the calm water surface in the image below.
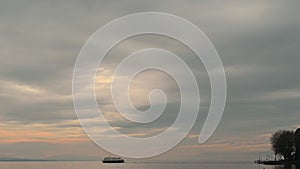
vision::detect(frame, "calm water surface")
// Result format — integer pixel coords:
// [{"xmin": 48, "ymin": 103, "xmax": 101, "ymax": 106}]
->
[{"xmin": 0, "ymin": 162, "xmax": 297, "ymax": 169}]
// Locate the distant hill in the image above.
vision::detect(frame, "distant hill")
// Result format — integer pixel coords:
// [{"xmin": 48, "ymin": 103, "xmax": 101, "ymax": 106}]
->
[
  {"xmin": 0, "ymin": 157, "xmax": 97, "ymax": 162},
  {"xmin": 0, "ymin": 157, "xmax": 58, "ymax": 162}
]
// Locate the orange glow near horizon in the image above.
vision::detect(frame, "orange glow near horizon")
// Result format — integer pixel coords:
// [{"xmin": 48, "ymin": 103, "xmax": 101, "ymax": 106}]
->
[{"xmin": 0, "ymin": 128, "xmax": 88, "ymax": 144}]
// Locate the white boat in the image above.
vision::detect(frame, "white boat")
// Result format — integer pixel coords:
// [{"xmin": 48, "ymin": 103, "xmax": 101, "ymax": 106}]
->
[{"xmin": 102, "ymin": 156, "xmax": 125, "ymax": 163}]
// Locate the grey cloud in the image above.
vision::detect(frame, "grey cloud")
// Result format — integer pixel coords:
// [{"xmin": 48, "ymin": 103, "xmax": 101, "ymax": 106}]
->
[{"xmin": 0, "ymin": 0, "xmax": 300, "ymax": 161}]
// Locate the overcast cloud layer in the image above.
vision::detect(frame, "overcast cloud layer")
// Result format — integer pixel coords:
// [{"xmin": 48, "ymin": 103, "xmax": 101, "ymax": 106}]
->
[{"xmin": 0, "ymin": 0, "xmax": 300, "ymax": 162}]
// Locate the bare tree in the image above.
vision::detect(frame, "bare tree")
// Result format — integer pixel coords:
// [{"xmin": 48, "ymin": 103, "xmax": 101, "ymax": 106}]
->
[{"xmin": 270, "ymin": 130, "xmax": 295, "ymax": 161}]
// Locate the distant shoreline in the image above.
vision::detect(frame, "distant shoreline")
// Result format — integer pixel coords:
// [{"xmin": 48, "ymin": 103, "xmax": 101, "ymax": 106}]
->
[
  {"xmin": 0, "ymin": 159, "xmax": 97, "ymax": 162},
  {"xmin": 0, "ymin": 160, "xmax": 254, "ymax": 163}
]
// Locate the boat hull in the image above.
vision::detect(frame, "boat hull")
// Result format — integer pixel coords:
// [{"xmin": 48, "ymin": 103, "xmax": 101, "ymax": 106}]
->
[
  {"xmin": 102, "ymin": 157, "xmax": 125, "ymax": 163},
  {"xmin": 102, "ymin": 159, "xmax": 124, "ymax": 163}
]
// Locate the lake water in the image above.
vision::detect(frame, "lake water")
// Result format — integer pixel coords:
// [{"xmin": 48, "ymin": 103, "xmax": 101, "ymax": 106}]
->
[{"xmin": 0, "ymin": 162, "xmax": 297, "ymax": 169}]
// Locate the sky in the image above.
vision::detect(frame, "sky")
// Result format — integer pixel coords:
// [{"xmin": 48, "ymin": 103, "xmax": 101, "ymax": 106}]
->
[{"xmin": 0, "ymin": 0, "xmax": 300, "ymax": 162}]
